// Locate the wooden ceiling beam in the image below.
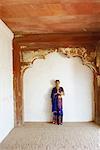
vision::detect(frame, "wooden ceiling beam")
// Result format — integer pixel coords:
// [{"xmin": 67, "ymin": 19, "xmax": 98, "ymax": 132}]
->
[
  {"xmin": 19, "ymin": 41, "xmax": 97, "ymax": 50},
  {"xmin": 15, "ymin": 33, "xmax": 100, "ymax": 43}
]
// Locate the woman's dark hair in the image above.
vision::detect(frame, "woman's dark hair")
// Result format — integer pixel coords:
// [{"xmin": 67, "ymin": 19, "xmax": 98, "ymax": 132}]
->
[{"xmin": 55, "ymin": 80, "xmax": 60, "ymax": 83}]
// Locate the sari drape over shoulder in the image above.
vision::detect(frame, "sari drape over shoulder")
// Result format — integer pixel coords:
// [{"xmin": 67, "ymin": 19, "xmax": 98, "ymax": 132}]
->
[{"xmin": 51, "ymin": 87, "xmax": 64, "ymax": 115}]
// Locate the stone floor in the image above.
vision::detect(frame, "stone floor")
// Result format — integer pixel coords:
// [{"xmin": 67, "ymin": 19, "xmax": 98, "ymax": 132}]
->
[{"xmin": 0, "ymin": 122, "xmax": 100, "ymax": 150}]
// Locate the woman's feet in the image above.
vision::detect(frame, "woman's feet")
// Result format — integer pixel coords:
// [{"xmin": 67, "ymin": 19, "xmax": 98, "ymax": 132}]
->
[
  {"xmin": 53, "ymin": 121, "xmax": 63, "ymax": 125},
  {"xmin": 53, "ymin": 121, "xmax": 57, "ymax": 124},
  {"xmin": 57, "ymin": 123, "xmax": 63, "ymax": 125}
]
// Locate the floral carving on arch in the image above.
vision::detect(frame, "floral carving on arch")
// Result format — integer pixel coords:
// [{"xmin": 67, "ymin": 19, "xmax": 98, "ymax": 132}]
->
[{"xmin": 20, "ymin": 48, "xmax": 97, "ymax": 76}]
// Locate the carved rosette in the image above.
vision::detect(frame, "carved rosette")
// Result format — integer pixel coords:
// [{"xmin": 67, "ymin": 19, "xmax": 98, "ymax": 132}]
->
[{"xmin": 20, "ymin": 48, "xmax": 98, "ymax": 76}]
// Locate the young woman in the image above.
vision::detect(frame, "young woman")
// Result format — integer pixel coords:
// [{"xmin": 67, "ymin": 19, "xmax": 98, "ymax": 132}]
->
[{"xmin": 51, "ymin": 80, "xmax": 64, "ymax": 125}]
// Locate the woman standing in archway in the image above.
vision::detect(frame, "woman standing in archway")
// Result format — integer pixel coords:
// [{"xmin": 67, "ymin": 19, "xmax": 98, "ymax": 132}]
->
[{"xmin": 51, "ymin": 80, "xmax": 64, "ymax": 125}]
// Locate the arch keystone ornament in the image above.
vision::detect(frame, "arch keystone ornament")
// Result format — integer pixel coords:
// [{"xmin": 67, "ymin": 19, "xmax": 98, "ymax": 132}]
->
[{"xmin": 14, "ymin": 47, "xmax": 99, "ymax": 126}]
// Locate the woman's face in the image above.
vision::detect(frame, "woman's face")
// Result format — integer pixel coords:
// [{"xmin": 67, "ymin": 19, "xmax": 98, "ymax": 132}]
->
[{"xmin": 55, "ymin": 81, "xmax": 60, "ymax": 87}]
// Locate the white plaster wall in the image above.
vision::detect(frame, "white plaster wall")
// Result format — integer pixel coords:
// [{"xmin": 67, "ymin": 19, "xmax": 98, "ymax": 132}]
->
[
  {"xmin": 24, "ymin": 52, "xmax": 94, "ymax": 122},
  {"xmin": 0, "ymin": 20, "xmax": 14, "ymax": 143}
]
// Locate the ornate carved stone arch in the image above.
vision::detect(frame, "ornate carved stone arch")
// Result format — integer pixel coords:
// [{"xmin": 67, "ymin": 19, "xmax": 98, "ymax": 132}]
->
[
  {"xmin": 18, "ymin": 47, "xmax": 99, "ymax": 125},
  {"xmin": 20, "ymin": 48, "xmax": 97, "ymax": 76}
]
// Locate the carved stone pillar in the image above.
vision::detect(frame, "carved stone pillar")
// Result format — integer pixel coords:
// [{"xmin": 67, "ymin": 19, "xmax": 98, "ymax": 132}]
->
[{"xmin": 13, "ymin": 40, "xmax": 23, "ymax": 126}]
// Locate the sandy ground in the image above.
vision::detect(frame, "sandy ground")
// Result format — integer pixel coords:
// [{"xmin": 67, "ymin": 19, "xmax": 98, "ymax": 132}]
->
[{"xmin": 0, "ymin": 122, "xmax": 100, "ymax": 150}]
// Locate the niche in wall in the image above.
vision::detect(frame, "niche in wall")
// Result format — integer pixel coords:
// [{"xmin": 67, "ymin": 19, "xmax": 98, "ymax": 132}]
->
[{"xmin": 23, "ymin": 52, "xmax": 94, "ymax": 122}]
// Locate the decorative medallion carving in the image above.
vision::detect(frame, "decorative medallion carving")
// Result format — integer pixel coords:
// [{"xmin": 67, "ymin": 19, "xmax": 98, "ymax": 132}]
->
[{"xmin": 20, "ymin": 48, "xmax": 98, "ymax": 76}]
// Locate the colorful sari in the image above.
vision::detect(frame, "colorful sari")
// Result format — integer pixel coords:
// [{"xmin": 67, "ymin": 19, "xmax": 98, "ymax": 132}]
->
[{"xmin": 51, "ymin": 87, "xmax": 64, "ymax": 125}]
